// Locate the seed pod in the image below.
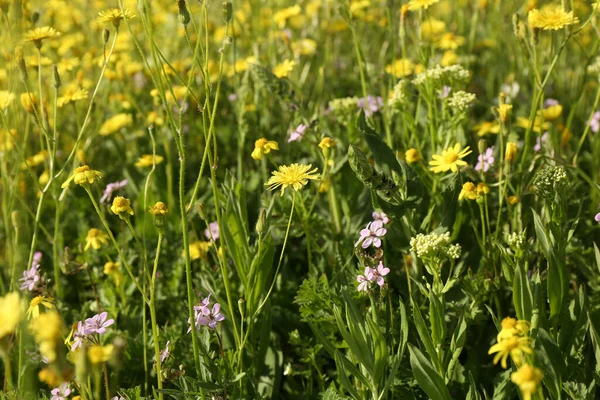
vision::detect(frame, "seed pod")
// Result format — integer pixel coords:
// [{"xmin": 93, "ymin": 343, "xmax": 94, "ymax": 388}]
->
[{"xmin": 223, "ymin": 1, "xmax": 233, "ymax": 23}]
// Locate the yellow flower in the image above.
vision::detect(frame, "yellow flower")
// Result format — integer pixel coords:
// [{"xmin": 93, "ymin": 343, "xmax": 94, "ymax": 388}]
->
[
  {"xmin": 405, "ymin": 148, "xmax": 421, "ymax": 164},
  {"xmin": 429, "ymin": 143, "xmax": 472, "ymax": 173},
  {"xmin": 97, "ymin": 8, "xmax": 135, "ymax": 26},
  {"xmin": 251, "ymin": 138, "xmax": 279, "ymax": 160},
  {"xmin": 27, "ymin": 296, "xmax": 54, "ymax": 320},
  {"xmin": 440, "ymin": 50, "xmax": 458, "ymax": 66},
  {"xmin": 476, "ymin": 183, "xmax": 489, "ymax": 195},
  {"xmin": 273, "ymin": 5, "xmax": 301, "ymax": 28},
  {"xmin": 488, "ymin": 335, "xmax": 534, "ymax": 369},
  {"xmin": 29, "ymin": 311, "xmax": 65, "ymax": 363},
  {"xmin": 265, "ymin": 163, "xmax": 320, "ymax": 196},
  {"xmin": 135, "ymin": 154, "xmax": 164, "ymax": 168},
  {"xmin": 505, "ymin": 142, "xmax": 518, "ymax": 164},
  {"xmin": 319, "ymin": 137, "xmax": 335, "ymax": 150},
  {"xmin": 85, "ymin": 228, "xmax": 109, "ymax": 251},
  {"xmin": 407, "ymin": 0, "xmax": 440, "ymax": 11},
  {"xmin": 511, "ymin": 364, "xmax": 543, "ymax": 400},
  {"xmin": 528, "ymin": 6, "xmax": 578, "ymax": 30},
  {"xmin": 38, "ymin": 368, "xmax": 60, "ymax": 387},
  {"xmin": 104, "ymin": 261, "xmax": 121, "ymax": 275},
  {"xmin": 0, "ymin": 292, "xmax": 25, "ymax": 339},
  {"xmin": 540, "ymin": 104, "xmax": 562, "ymax": 121},
  {"xmin": 99, "ymin": 113, "xmax": 133, "ymax": 136},
  {"xmin": 497, "ymin": 317, "xmax": 531, "ymax": 342},
  {"xmin": 20, "ymin": 92, "xmax": 42, "ymax": 114},
  {"xmin": 498, "ymin": 103, "xmax": 513, "ymax": 123},
  {"xmin": 385, "ymin": 58, "xmax": 414, "ymax": 78},
  {"xmin": 149, "ymin": 201, "xmax": 168, "ymax": 216},
  {"xmin": 273, "ymin": 59, "xmax": 296, "ymax": 78},
  {"xmin": 24, "ymin": 26, "xmax": 60, "ymax": 48},
  {"xmin": 473, "ymin": 121, "xmax": 501, "ymax": 137},
  {"xmin": 88, "ymin": 344, "xmax": 114, "ymax": 364},
  {"xmin": 187, "ymin": 240, "xmax": 213, "ymax": 261},
  {"xmin": 436, "ymin": 33, "xmax": 465, "ymax": 50},
  {"xmin": 0, "ymin": 90, "xmax": 15, "ymax": 110},
  {"xmin": 61, "ymin": 165, "xmax": 103, "ymax": 188},
  {"xmin": 0, "ymin": 129, "xmax": 17, "ymax": 152},
  {"xmin": 111, "ymin": 196, "xmax": 134, "ymax": 216},
  {"xmin": 57, "ymin": 86, "xmax": 88, "ymax": 107},
  {"xmin": 459, "ymin": 182, "xmax": 479, "ymax": 200},
  {"xmin": 516, "ymin": 116, "xmax": 550, "ymax": 133},
  {"xmin": 421, "ymin": 18, "xmax": 446, "ymax": 40},
  {"xmin": 292, "ymin": 39, "xmax": 317, "ymax": 56},
  {"xmin": 508, "ymin": 195, "xmax": 519, "ymax": 205}
]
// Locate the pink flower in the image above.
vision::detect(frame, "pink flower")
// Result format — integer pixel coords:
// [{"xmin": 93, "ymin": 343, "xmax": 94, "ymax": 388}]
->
[
  {"xmin": 50, "ymin": 382, "xmax": 71, "ymax": 400},
  {"xmin": 198, "ymin": 303, "xmax": 226, "ymax": 329},
  {"xmin": 83, "ymin": 311, "xmax": 115, "ymax": 335},
  {"xmin": 204, "ymin": 222, "xmax": 220, "ymax": 241},
  {"xmin": 370, "ymin": 262, "xmax": 390, "ymax": 287},
  {"xmin": 355, "ymin": 221, "xmax": 387, "ymax": 249},
  {"xmin": 595, "ymin": 212, "xmax": 600, "ymax": 222},
  {"xmin": 71, "ymin": 321, "xmax": 86, "ymax": 351},
  {"xmin": 372, "ymin": 211, "xmax": 389, "ymax": 225},
  {"xmin": 288, "ymin": 124, "xmax": 307, "ymax": 142},
  {"xmin": 357, "ymin": 267, "xmax": 372, "ymax": 292},
  {"xmin": 160, "ymin": 340, "xmax": 170, "ymax": 363}
]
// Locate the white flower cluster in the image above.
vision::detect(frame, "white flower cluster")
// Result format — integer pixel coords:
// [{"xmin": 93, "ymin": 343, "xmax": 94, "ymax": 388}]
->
[
  {"xmin": 388, "ymin": 79, "xmax": 408, "ymax": 110},
  {"xmin": 532, "ymin": 165, "xmax": 568, "ymax": 198},
  {"xmin": 412, "ymin": 64, "xmax": 470, "ymax": 86},
  {"xmin": 410, "ymin": 231, "xmax": 461, "ymax": 261},
  {"xmin": 448, "ymin": 90, "xmax": 476, "ymax": 113},
  {"xmin": 506, "ymin": 231, "xmax": 526, "ymax": 251},
  {"xmin": 328, "ymin": 96, "xmax": 359, "ymax": 124}
]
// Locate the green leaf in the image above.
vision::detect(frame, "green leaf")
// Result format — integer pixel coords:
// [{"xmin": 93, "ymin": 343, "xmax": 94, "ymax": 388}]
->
[
  {"xmin": 408, "ymin": 344, "xmax": 451, "ymax": 400},
  {"xmin": 334, "ymin": 351, "xmax": 371, "ymax": 397},
  {"xmin": 536, "ymin": 328, "xmax": 563, "ymax": 398},
  {"xmin": 246, "ymin": 233, "xmax": 275, "ymax": 315},
  {"xmin": 532, "ymin": 209, "xmax": 551, "ymax": 256},
  {"xmin": 513, "ymin": 264, "xmax": 533, "ymax": 321},
  {"xmin": 348, "ymin": 144, "xmax": 374, "ymax": 185},
  {"xmin": 411, "ymin": 299, "xmax": 441, "ymax": 372},
  {"xmin": 446, "ymin": 316, "xmax": 467, "ymax": 383},
  {"xmin": 333, "ymin": 303, "xmax": 374, "ymax": 375},
  {"xmin": 221, "ymin": 193, "xmax": 251, "ymax": 288},
  {"xmin": 357, "ymin": 112, "xmax": 400, "ymax": 177},
  {"xmin": 429, "ymin": 290, "xmax": 446, "ymax": 347},
  {"xmin": 367, "ymin": 316, "xmax": 388, "ymax": 386},
  {"xmin": 439, "ymin": 173, "xmax": 461, "ymax": 231}
]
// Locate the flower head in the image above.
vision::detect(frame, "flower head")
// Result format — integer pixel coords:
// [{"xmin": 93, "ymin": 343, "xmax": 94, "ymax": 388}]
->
[
  {"xmin": 159, "ymin": 340, "xmax": 171, "ymax": 363},
  {"xmin": 357, "ymin": 268, "xmax": 371, "ymax": 292},
  {"xmin": 197, "ymin": 303, "xmax": 226, "ymax": 329},
  {"xmin": 265, "ymin": 163, "xmax": 320, "ymax": 196},
  {"xmin": 475, "ymin": 146, "xmax": 495, "ymax": 172},
  {"xmin": 149, "ymin": 201, "xmax": 168, "ymax": 216},
  {"xmin": 288, "ymin": 124, "xmax": 307, "ymax": 142},
  {"xmin": 407, "ymin": 0, "xmax": 440, "ymax": 11},
  {"xmin": 135, "ymin": 154, "xmax": 164, "ymax": 168},
  {"xmin": 505, "ymin": 142, "xmax": 518, "ymax": 164},
  {"xmin": 273, "ymin": 59, "xmax": 295, "ymax": 78},
  {"xmin": 97, "ymin": 8, "xmax": 135, "ymax": 27},
  {"xmin": 204, "ymin": 221, "xmax": 220, "ymax": 241},
  {"xmin": 528, "ymin": 6, "xmax": 578, "ymax": 30},
  {"xmin": 372, "ymin": 211, "xmax": 389, "ymax": 225},
  {"xmin": 99, "ymin": 114, "xmax": 133, "ymax": 136},
  {"xmin": 371, "ymin": 261, "xmax": 390, "ymax": 287},
  {"xmin": 357, "ymin": 95, "xmax": 384, "ymax": 117},
  {"xmin": 20, "ymin": 252, "xmax": 42, "ymax": 291},
  {"xmin": 111, "ymin": 196, "xmax": 134, "ymax": 217},
  {"xmin": 61, "ymin": 165, "xmax": 103, "ymax": 188},
  {"xmin": 50, "ymin": 382, "xmax": 71, "ymax": 400},
  {"xmin": 27, "ymin": 296, "xmax": 54, "ymax": 320},
  {"xmin": 251, "ymin": 138, "xmax": 279, "ymax": 160},
  {"xmin": 405, "ymin": 148, "xmax": 421, "ymax": 164},
  {"xmin": 85, "ymin": 228, "xmax": 109, "ymax": 251},
  {"xmin": 88, "ymin": 344, "xmax": 114, "ymax": 364},
  {"xmin": 488, "ymin": 335, "xmax": 533, "ymax": 369},
  {"xmin": 70, "ymin": 321, "xmax": 86, "ymax": 351},
  {"xmin": 24, "ymin": 26, "xmax": 60, "ymax": 48},
  {"xmin": 318, "ymin": 137, "xmax": 335, "ymax": 150},
  {"xmin": 29, "ymin": 311, "xmax": 65, "ymax": 362},
  {"xmin": 0, "ymin": 90, "xmax": 16, "ymax": 110},
  {"xmin": 355, "ymin": 220, "xmax": 387, "ymax": 249},
  {"xmin": 187, "ymin": 240, "xmax": 213, "ymax": 261},
  {"xmin": 459, "ymin": 182, "xmax": 479, "ymax": 201},
  {"xmin": 83, "ymin": 311, "xmax": 115, "ymax": 335},
  {"xmin": 511, "ymin": 364, "xmax": 543, "ymax": 400},
  {"xmin": 429, "ymin": 143, "xmax": 472, "ymax": 173}
]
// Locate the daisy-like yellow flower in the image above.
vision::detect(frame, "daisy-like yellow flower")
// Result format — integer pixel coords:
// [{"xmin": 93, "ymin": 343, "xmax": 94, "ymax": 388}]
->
[
  {"xmin": 251, "ymin": 138, "xmax": 279, "ymax": 160},
  {"xmin": 508, "ymin": 195, "xmax": 520, "ymax": 205},
  {"xmin": 88, "ymin": 344, "xmax": 114, "ymax": 364},
  {"xmin": 57, "ymin": 86, "xmax": 89, "ymax": 107},
  {"xmin": 24, "ymin": 26, "xmax": 60, "ymax": 48},
  {"xmin": 319, "ymin": 137, "xmax": 335, "ymax": 150},
  {"xmin": 516, "ymin": 116, "xmax": 550, "ymax": 133},
  {"xmin": 497, "ymin": 317, "xmax": 531, "ymax": 342},
  {"xmin": 111, "ymin": 196, "xmax": 134, "ymax": 217},
  {"xmin": 458, "ymin": 182, "xmax": 479, "ymax": 200},
  {"xmin": 405, "ymin": 148, "xmax": 421, "ymax": 164},
  {"xmin": 29, "ymin": 311, "xmax": 65, "ymax": 363},
  {"xmin": 407, "ymin": 0, "xmax": 440, "ymax": 11},
  {"xmin": 149, "ymin": 201, "xmax": 168, "ymax": 216},
  {"xmin": 429, "ymin": 143, "xmax": 472, "ymax": 173},
  {"xmin": 488, "ymin": 335, "xmax": 534, "ymax": 369},
  {"xmin": 103, "ymin": 261, "xmax": 121, "ymax": 275},
  {"xmin": 273, "ymin": 59, "xmax": 296, "ymax": 78},
  {"xmin": 85, "ymin": 228, "xmax": 109, "ymax": 251},
  {"xmin": 477, "ymin": 183, "xmax": 489, "ymax": 196},
  {"xmin": 187, "ymin": 240, "xmax": 213, "ymax": 261},
  {"xmin": 61, "ymin": 165, "xmax": 103, "ymax": 188},
  {"xmin": 528, "ymin": 6, "xmax": 579, "ymax": 31},
  {"xmin": 135, "ymin": 154, "xmax": 164, "ymax": 168},
  {"xmin": 539, "ymin": 104, "xmax": 562, "ymax": 121},
  {"xmin": 0, "ymin": 129, "xmax": 17, "ymax": 152},
  {"xmin": 0, "ymin": 292, "xmax": 25, "ymax": 339},
  {"xmin": 292, "ymin": 39, "xmax": 317, "ymax": 56},
  {"xmin": 97, "ymin": 8, "xmax": 135, "ymax": 27},
  {"xmin": 498, "ymin": 103, "xmax": 513, "ymax": 123},
  {"xmin": 99, "ymin": 113, "xmax": 133, "ymax": 136},
  {"xmin": 273, "ymin": 5, "xmax": 302, "ymax": 28},
  {"xmin": 385, "ymin": 58, "xmax": 414, "ymax": 78},
  {"xmin": 511, "ymin": 364, "xmax": 543, "ymax": 400},
  {"xmin": 0, "ymin": 90, "xmax": 15, "ymax": 110},
  {"xmin": 20, "ymin": 92, "xmax": 41, "ymax": 114},
  {"xmin": 27, "ymin": 296, "xmax": 54, "ymax": 320},
  {"xmin": 473, "ymin": 121, "xmax": 501, "ymax": 137},
  {"xmin": 265, "ymin": 163, "xmax": 320, "ymax": 196}
]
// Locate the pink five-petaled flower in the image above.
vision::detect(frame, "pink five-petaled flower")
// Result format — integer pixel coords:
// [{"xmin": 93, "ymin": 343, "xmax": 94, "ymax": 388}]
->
[
  {"xmin": 83, "ymin": 311, "xmax": 115, "ymax": 335},
  {"xmin": 591, "ymin": 112, "xmax": 600, "ymax": 134},
  {"xmin": 204, "ymin": 221, "xmax": 220, "ymax": 241},
  {"xmin": 19, "ymin": 252, "xmax": 42, "ymax": 291},
  {"xmin": 71, "ymin": 321, "xmax": 86, "ymax": 351},
  {"xmin": 475, "ymin": 147, "xmax": 495, "ymax": 172},
  {"xmin": 159, "ymin": 340, "xmax": 170, "ymax": 363},
  {"xmin": 370, "ymin": 262, "xmax": 390, "ymax": 287},
  {"xmin": 100, "ymin": 179, "xmax": 128, "ymax": 204},
  {"xmin": 534, "ymin": 132, "xmax": 548, "ymax": 152},
  {"xmin": 198, "ymin": 303, "xmax": 226, "ymax": 329},
  {"xmin": 595, "ymin": 212, "xmax": 600, "ymax": 223},
  {"xmin": 357, "ymin": 267, "xmax": 372, "ymax": 292},
  {"xmin": 50, "ymin": 382, "xmax": 71, "ymax": 400},
  {"xmin": 288, "ymin": 124, "xmax": 307, "ymax": 142},
  {"xmin": 188, "ymin": 294, "xmax": 212, "ymax": 332},
  {"xmin": 355, "ymin": 220, "xmax": 387, "ymax": 249}
]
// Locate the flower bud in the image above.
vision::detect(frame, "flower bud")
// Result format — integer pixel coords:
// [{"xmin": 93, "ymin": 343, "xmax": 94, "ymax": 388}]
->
[
  {"xmin": 505, "ymin": 142, "xmax": 518, "ymax": 164},
  {"xmin": 15, "ymin": 46, "xmax": 28, "ymax": 81},
  {"xmin": 31, "ymin": 11, "xmax": 40, "ymax": 25},
  {"xmin": 223, "ymin": 1, "xmax": 233, "ymax": 23},
  {"xmin": 255, "ymin": 208, "xmax": 267, "ymax": 236},
  {"xmin": 196, "ymin": 202, "xmax": 208, "ymax": 221},
  {"xmin": 478, "ymin": 139, "xmax": 486, "ymax": 155},
  {"xmin": 178, "ymin": 0, "xmax": 191, "ymax": 26},
  {"xmin": 102, "ymin": 29, "xmax": 110, "ymax": 45},
  {"xmin": 52, "ymin": 64, "xmax": 61, "ymax": 89},
  {"xmin": 11, "ymin": 211, "xmax": 21, "ymax": 229}
]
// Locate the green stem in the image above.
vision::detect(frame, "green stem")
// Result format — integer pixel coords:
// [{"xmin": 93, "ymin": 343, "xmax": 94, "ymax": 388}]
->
[{"xmin": 150, "ymin": 233, "xmax": 164, "ymax": 400}]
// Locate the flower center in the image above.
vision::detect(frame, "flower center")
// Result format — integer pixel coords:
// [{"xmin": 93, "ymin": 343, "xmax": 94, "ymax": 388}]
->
[{"xmin": 443, "ymin": 152, "xmax": 458, "ymax": 163}]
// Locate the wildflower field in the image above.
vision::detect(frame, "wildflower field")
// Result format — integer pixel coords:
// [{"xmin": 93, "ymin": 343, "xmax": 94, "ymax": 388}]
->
[{"xmin": 3, "ymin": 0, "xmax": 600, "ymax": 399}]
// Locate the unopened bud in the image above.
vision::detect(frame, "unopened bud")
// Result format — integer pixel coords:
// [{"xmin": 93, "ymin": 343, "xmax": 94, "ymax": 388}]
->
[
  {"xmin": 102, "ymin": 29, "xmax": 110, "ymax": 45},
  {"xmin": 11, "ymin": 211, "xmax": 21, "ymax": 229},
  {"xmin": 196, "ymin": 202, "xmax": 208, "ymax": 221},
  {"xmin": 223, "ymin": 1, "xmax": 233, "ymax": 23},
  {"xmin": 15, "ymin": 46, "xmax": 28, "ymax": 81},
  {"xmin": 31, "ymin": 11, "xmax": 40, "ymax": 25},
  {"xmin": 255, "ymin": 208, "xmax": 267, "ymax": 236},
  {"xmin": 178, "ymin": 0, "xmax": 191, "ymax": 25},
  {"xmin": 505, "ymin": 142, "xmax": 518, "ymax": 164},
  {"xmin": 52, "ymin": 64, "xmax": 61, "ymax": 89},
  {"xmin": 478, "ymin": 139, "xmax": 486, "ymax": 155},
  {"xmin": 238, "ymin": 298, "xmax": 245, "ymax": 317}
]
